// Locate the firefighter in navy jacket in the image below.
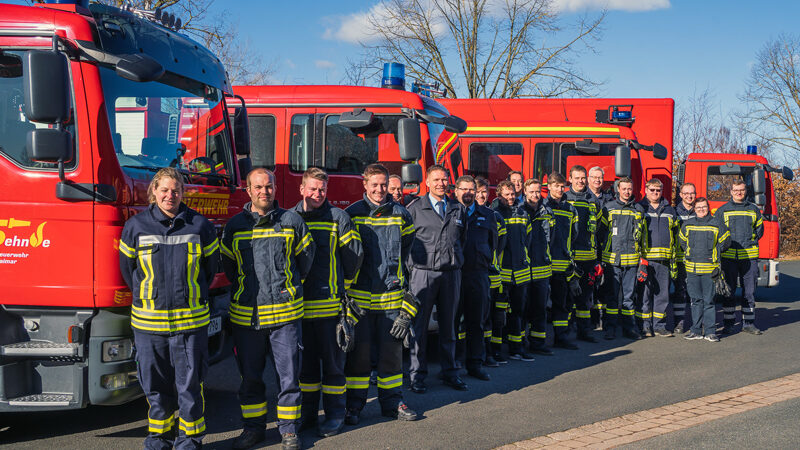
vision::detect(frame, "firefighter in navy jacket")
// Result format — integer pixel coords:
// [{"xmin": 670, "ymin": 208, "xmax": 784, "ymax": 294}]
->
[
  {"xmin": 408, "ymin": 165, "xmax": 468, "ymax": 392},
  {"xmin": 598, "ymin": 177, "xmax": 647, "ymax": 340},
  {"xmin": 673, "ymin": 183, "xmax": 697, "ymax": 333},
  {"xmin": 344, "ymin": 164, "xmax": 418, "ymax": 425},
  {"xmin": 679, "ymin": 197, "xmax": 731, "ymax": 341},
  {"xmin": 220, "ymin": 168, "xmax": 315, "ymax": 450},
  {"xmin": 291, "ymin": 168, "xmax": 363, "ymax": 438},
  {"xmin": 565, "ymin": 166, "xmax": 602, "ymax": 344},
  {"xmin": 119, "ymin": 168, "xmax": 219, "ymax": 449},
  {"xmin": 638, "ymin": 179, "xmax": 679, "ymax": 337},
  {"xmin": 521, "ymin": 178, "xmax": 555, "ymax": 356},
  {"xmin": 715, "ymin": 180, "xmax": 765, "ymax": 335},
  {"xmin": 491, "ymin": 180, "xmax": 532, "ymax": 361},
  {"xmin": 588, "ymin": 166, "xmax": 615, "ymax": 328},
  {"xmin": 453, "ymin": 175, "xmax": 498, "ymax": 381}
]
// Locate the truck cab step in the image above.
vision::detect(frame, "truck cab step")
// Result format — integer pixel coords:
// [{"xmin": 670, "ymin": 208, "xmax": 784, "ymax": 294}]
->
[
  {"xmin": 7, "ymin": 393, "xmax": 73, "ymax": 407},
  {"xmin": 0, "ymin": 341, "xmax": 79, "ymax": 357}
]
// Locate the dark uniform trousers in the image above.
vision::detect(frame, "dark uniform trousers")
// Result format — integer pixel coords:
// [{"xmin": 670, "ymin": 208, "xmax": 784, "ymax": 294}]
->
[
  {"xmin": 722, "ymin": 258, "xmax": 759, "ymax": 326},
  {"xmin": 572, "ymin": 260, "xmax": 596, "ymax": 335},
  {"xmin": 456, "ymin": 269, "xmax": 489, "ymax": 370},
  {"xmin": 410, "ymin": 268, "xmax": 461, "ymax": 381},
  {"xmin": 594, "ymin": 267, "xmax": 613, "ymax": 327},
  {"xmin": 638, "ymin": 260, "xmax": 671, "ymax": 332},
  {"xmin": 134, "ymin": 329, "xmax": 208, "ymax": 450},
  {"xmin": 525, "ymin": 278, "xmax": 550, "ymax": 347},
  {"xmin": 345, "ymin": 312, "xmax": 403, "ymax": 412},
  {"xmin": 672, "ymin": 263, "xmax": 693, "ymax": 330},
  {"xmin": 606, "ymin": 266, "xmax": 638, "ymax": 332},
  {"xmin": 299, "ymin": 318, "xmax": 346, "ymax": 421},
  {"xmin": 550, "ymin": 273, "xmax": 571, "ymax": 340},
  {"xmin": 687, "ymin": 273, "xmax": 716, "ymax": 335},
  {"xmin": 502, "ymin": 283, "xmax": 529, "ymax": 353},
  {"xmin": 233, "ymin": 322, "xmax": 301, "ymax": 435}
]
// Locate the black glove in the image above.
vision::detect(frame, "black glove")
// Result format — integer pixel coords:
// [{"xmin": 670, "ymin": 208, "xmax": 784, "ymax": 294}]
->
[
  {"xmin": 389, "ymin": 311, "xmax": 413, "ymax": 341},
  {"xmin": 491, "ymin": 305, "xmax": 507, "ymax": 329},
  {"xmin": 714, "ymin": 270, "xmax": 732, "ymax": 297},
  {"xmin": 336, "ymin": 312, "xmax": 355, "ymax": 352},
  {"xmin": 711, "ymin": 267, "xmax": 721, "ymax": 280},
  {"xmin": 343, "ymin": 293, "xmax": 366, "ymax": 321},
  {"xmin": 403, "ymin": 324, "xmax": 416, "ymax": 349},
  {"xmin": 637, "ymin": 258, "xmax": 649, "ymax": 283},
  {"xmin": 569, "ymin": 276, "xmax": 582, "ymax": 298}
]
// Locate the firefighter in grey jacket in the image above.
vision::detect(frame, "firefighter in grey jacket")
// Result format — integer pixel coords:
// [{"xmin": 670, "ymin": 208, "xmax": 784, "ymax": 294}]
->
[
  {"xmin": 598, "ymin": 177, "xmax": 646, "ymax": 340},
  {"xmin": 716, "ymin": 180, "xmax": 765, "ymax": 335},
  {"xmin": 292, "ymin": 168, "xmax": 363, "ymax": 438},
  {"xmin": 221, "ymin": 168, "xmax": 315, "ymax": 450},
  {"xmin": 679, "ymin": 197, "xmax": 731, "ymax": 341},
  {"xmin": 408, "ymin": 165, "xmax": 469, "ymax": 392}
]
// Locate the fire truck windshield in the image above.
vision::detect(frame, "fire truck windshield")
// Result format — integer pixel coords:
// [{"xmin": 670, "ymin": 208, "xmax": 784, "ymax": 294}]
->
[
  {"xmin": 707, "ymin": 165, "xmax": 756, "ymax": 202},
  {"xmin": 99, "ymin": 66, "xmax": 233, "ymax": 185},
  {"xmin": 0, "ymin": 50, "xmax": 76, "ymax": 171}
]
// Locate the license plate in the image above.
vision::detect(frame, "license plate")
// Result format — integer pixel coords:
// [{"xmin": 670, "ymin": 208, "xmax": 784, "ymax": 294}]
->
[{"xmin": 208, "ymin": 316, "xmax": 222, "ymax": 336}]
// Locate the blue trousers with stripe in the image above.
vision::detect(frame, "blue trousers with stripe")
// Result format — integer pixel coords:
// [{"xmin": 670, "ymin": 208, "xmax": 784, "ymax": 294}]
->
[
  {"xmin": 525, "ymin": 278, "xmax": 550, "ymax": 347},
  {"xmin": 722, "ymin": 258, "xmax": 758, "ymax": 326},
  {"xmin": 606, "ymin": 266, "xmax": 638, "ymax": 332},
  {"xmin": 134, "ymin": 328, "xmax": 208, "ymax": 450},
  {"xmin": 345, "ymin": 312, "xmax": 404, "ymax": 413},
  {"xmin": 637, "ymin": 260, "xmax": 671, "ymax": 332},
  {"xmin": 233, "ymin": 322, "xmax": 301, "ymax": 434},
  {"xmin": 300, "ymin": 317, "xmax": 346, "ymax": 422}
]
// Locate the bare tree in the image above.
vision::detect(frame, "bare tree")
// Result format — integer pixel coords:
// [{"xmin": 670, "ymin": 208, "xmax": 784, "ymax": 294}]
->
[
  {"xmin": 100, "ymin": 0, "xmax": 273, "ymax": 85},
  {"xmin": 349, "ymin": 0, "xmax": 604, "ymax": 98},
  {"xmin": 737, "ymin": 34, "xmax": 800, "ymax": 153}
]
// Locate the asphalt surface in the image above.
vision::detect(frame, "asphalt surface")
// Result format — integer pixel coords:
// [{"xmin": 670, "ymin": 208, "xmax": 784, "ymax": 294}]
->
[{"xmin": 2, "ymin": 262, "xmax": 800, "ymax": 449}]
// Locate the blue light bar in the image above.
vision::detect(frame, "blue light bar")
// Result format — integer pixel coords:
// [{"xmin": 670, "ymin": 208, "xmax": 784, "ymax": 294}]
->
[
  {"xmin": 746, "ymin": 145, "xmax": 757, "ymax": 155},
  {"xmin": 612, "ymin": 110, "xmax": 632, "ymax": 120},
  {"xmin": 44, "ymin": 0, "xmax": 90, "ymax": 6},
  {"xmin": 382, "ymin": 62, "xmax": 405, "ymax": 90}
]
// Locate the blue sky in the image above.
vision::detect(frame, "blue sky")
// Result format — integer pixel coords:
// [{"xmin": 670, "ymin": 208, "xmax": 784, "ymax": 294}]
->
[{"xmin": 10, "ymin": 1, "xmax": 800, "ymax": 128}]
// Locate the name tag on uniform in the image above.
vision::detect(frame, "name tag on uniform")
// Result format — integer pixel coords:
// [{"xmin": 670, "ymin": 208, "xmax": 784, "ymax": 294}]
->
[
  {"xmin": 613, "ymin": 227, "xmax": 618, "ymax": 236},
  {"xmin": 455, "ymin": 219, "xmax": 463, "ymax": 226}
]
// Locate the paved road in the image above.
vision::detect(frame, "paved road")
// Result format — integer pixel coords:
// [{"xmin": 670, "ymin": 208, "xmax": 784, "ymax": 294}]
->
[{"xmin": 3, "ymin": 262, "xmax": 800, "ymax": 449}]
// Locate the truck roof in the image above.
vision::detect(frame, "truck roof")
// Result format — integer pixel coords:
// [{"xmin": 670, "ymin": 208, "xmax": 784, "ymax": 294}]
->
[
  {"xmin": 459, "ymin": 119, "xmax": 637, "ymax": 139},
  {"xmin": 686, "ymin": 153, "xmax": 769, "ymax": 164},
  {"xmin": 233, "ymin": 85, "xmax": 450, "ymax": 116}
]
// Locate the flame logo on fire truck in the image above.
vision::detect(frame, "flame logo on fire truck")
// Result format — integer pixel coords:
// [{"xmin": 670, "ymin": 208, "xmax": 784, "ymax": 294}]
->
[{"xmin": 0, "ymin": 218, "xmax": 49, "ymax": 248}]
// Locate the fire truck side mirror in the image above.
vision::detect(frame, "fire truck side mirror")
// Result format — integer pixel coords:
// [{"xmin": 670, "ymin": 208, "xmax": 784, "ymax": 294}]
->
[
  {"xmin": 652, "ymin": 143, "xmax": 668, "ymax": 160},
  {"xmin": 753, "ymin": 168, "xmax": 766, "ymax": 195},
  {"xmin": 402, "ymin": 163, "xmax": 423, "ymax": 185},
  {"xmin": 27, "ymin": 128, "xmax": 73, "ymax": 164},
  {"xmin": 232, "ymin": 102, "xmax": 250, "ymax": 156},
  {"xmin": 23, "ymin": 51, "xmax": 70, "ymax": 123},
  {"xmin": 444, "ymin": 115, "xmax": 467, "ymax": 134},
  {"xmin": 398, "ymin": 118, "xmax": 422, "ymax": 161},
  {"xmin": 614, "ymin": 145, "xmax": 631, "ymax": 177},
  {"xmin": 782, "ymin": 166, "xmax": 794, "ymax": 181},
  {"xmin": 754, "ymin": 194, "xmax": 766, "ymax": 208}
]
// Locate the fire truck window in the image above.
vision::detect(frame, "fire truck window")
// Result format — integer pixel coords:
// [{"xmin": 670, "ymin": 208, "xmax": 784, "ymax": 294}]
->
[
  {"xmin": 468, "ymin": 142, "xmax": 523, "ymax": 186},
  {"xmin": 449, "ymin": 147, "xmax": 462, "ymax": 178},
  {"xmin": 707, "ymin": 166, "xmax": 755, "ymax": 202},
  {"xmin": 323, "ymin": 115, "xmax": 403, "ymax": 175},
  {"xmin": 100, "ymin": 67, "xmax": 233, "ymax": 186},
  {"xmin": 558, "ymin": 142, "xmax": 616, "ymax": 176},
  {"xmin": 289, "ymin": 114, "xmax": 314, "ymax": 172},
  {"xmin": 0, "ymin": 50, "xmax": 77, "ymax": 171},
  {"xmin": 533, "ymin": 143, "xmax": 553, "ymax": 181},
  {"xmin": 247, "ymin": 115, "xmax": 276, "ymax": 170}
]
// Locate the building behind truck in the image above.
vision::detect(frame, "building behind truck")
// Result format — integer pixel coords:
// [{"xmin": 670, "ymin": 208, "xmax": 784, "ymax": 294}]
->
[{"xmin": 0, "ymin": 0, "xmax": 252, "ymax": 412}]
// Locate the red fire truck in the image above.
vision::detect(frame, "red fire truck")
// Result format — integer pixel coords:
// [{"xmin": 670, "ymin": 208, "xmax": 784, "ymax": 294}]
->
[
  {"xmin": 0, "ymin": 1, "xmax": 252, "ymax": 411},
  {"xmin": 232, "ymin": 75, "xmax": 466, "ymax": 207},
  {"xmin": 437, "ymin": 98, "xmax": 792, "ymax": 287}
]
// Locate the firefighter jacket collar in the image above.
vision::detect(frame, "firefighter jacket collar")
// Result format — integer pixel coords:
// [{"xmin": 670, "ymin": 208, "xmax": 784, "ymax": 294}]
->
[
  {"xmin": 363, "ymin": 193, "xmax": 394, "ymax": 213},
  {"xmin": 150, "ymin": 202, "xmax": 188, "ymax": 226},
  {"xmin": 614, "ymin": 195, "xmax": 638, "ymax": 208},
  {"xmin": 567, "ymin": 187, "xmax": 591, "ymax": 200},
  {"xmin": 245, "ymin": 200, "xmax": 282, "ymax": 225},
  {"xmin": 293, "ymin": 198, "xmax": 332, "ymax": 220},
  {"xmin": 641, "ymin": 197, "xmax": 671, "ymax": 214},
  {"xmin": 677, "ymin": 202, "xmax": 695, "ymax": 220}
]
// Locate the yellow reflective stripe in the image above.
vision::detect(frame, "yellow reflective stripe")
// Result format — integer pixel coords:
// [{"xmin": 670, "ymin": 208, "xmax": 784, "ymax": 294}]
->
[
  {"xmin": 277, "ymin": 405, "xmax": 301, "ymax": 420},
  {"xmin": 490, "ymin": 336, "xmax": 503, "ymax": 344},
  {"xmin": 605, "ymin": 308, "xmax": 619, "ymax": 314},
  {"xmin": 119, "ymin": 240, "xmax": 135, "ymax": 258},
  {"xmin": 295, "ymin": 232, "xmax": 313, "ymax": 256},
  {"xmin": 553, "ymin": 320, "xmax": 569, "ymax": 327},
  {"xmin": 484, "ymin": 330, "xmax": 492, "ymax": 338},
  {"xmin": 138, "ymin": 247, "xmax": 155, "ymax": 300},
  {"xmin": 148, "ymin": 413, "xmax": 175, "ymax": 433},
  {"xmin": 179, "ymin": 416, "xmax": 206, "ymax": 436},
  {"xmin": 354, "ymin": 216, "xmax": 403, "ymax": 226},
  {"xmin": 202, "ymin": 238, "xmax": 219, "ymax": 257},
  {"xmin": 346, "ymin": 377, "xmax": 370, "ymax": 389},
  {"xmin": 300, "ymin": 382, "xmax": 322, "ymax": 392},
  {"xmin": 575, "ymin": 310, "xmax": 591, "ymax": 319},
  {"xmin": 241, "ymin": 402, "xmax": 268, "ymax": 418},
  {"xmin": 131, "ymin": 305, "xmax": 210, "ymax": 332},
  {"xmin": 339, "ymin": 229, "xmax": 358, "ymax": 246},
  {"xmin": 505, "ymin": 217, "xmax": 528, "ymax": 225},
  {"xmin": 402, "ymin": 223, "xmax": 415, "ymax": 236},
  {"xmin": 229, "ymin": 299, "xmax": 304, "ymax": 327},
  {"xmin": 467, "ymin": 125, "xmax": 620, "ymax": 133},
  {"xmin": 321, "ymin": 384, "xmax": 346, "ymax": 395},
  {"xmin": 303, "ymin": 298, "xmax": 342, "ymax": 319},
  {"xmin": 529, "ymin": 330, "xmax": 546, "ymax": 339},
  {"xmin": 377, "ymin": 374, "xmax": 403, "ymax": 389},
  {"xmin": 507, "ymin": 334, "xmax": 522, "ymax": 342},
  {"xmin": 653, "ymin": 311, "xmax": 666, "ymax": 319},
  {"xmin": 621, "ymin": 309, "xmax": 635, "ymax": 316},
  {"xmin": 220, "ymin": 240, "xmax": 234, "ymax": 259},
  {"xmin": 186, "ymin": 242, "xmax": 201, "ymax": 308}
]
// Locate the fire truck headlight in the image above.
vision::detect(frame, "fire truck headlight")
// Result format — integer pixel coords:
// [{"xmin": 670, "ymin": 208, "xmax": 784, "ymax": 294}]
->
[{"xmin": 102, "ymin": 338, "xmax": 134, "ymax": 362}]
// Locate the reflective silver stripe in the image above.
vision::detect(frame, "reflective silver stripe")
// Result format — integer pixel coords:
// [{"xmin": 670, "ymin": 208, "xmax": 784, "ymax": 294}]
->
[
  {"xmin": 139, "ymin": 234, "xmax": 201, "ymax": 245},
  {"xmin": 647, "ymin": 212, "xmax": 674, "ymax": 218}
]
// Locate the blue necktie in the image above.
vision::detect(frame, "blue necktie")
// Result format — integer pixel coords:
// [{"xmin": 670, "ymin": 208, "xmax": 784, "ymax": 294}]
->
[{"xmin": 436, "ymin": 200, "xmax": 445, "ymax": 219}]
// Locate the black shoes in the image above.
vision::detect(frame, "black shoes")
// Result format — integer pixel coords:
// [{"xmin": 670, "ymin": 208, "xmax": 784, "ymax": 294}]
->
[
  {"xmin": 409, "ymin": 379, "xmax": 427, "ymax": 394},
  {"xmin": 317, "ymin": 418, "xmax": 344, "ymax": 437},
  {"xmin": 528, "ymin": 344, "xmax": 554, "ymax": 356},
  {"xmin": 443, "ymin": 375, "xmax": 468, "ymax": 391},
  {"xmin": 742, "ymin": 325, "xmax": 763, "ymax": 335},
  {"xmin": 508, "ymin": 351, "xmax": 536, "ymax": 361},
  {"xmin": 577, "ymin": 332, "xmax": 598, "ymax": 343},
  {"xmin": 493, "ymin": 352, "xmax": 509, "ymax": 364},
  {"xmin": 232, "ymin": 429, "xmax": 266, "ymax": 450},
  {"xmin": 604, "ymin": 327, "xmax": 616, "ymax": 340},
  {"xmin": 623, "ymin": 329, "xmax": 643, "ymax": 340},
  {"xmin": 281, "ymin": 433, "xmax": 300, "ymax": 450},
  {"xmin": 467, "ymin": 367, "xmax": 491, "ymax": 381},
  {"xmin": 344, "ymin": 408, "xmax": 360, "ymax": 426},
  {"xmin": 382, "ymin": 402, "xmax": 418, "ymax": 421},
  {"xmin": 484, "ymin": 354, "xmax": 500, "ymax": 367},
  {"xmin": 654, "ymin": 329, "xmax": 674, "ymax": 337},
  {"xmin": 553, "ymin": 339, "xmax": 579, "ymax": 350}
]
